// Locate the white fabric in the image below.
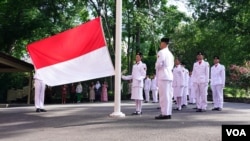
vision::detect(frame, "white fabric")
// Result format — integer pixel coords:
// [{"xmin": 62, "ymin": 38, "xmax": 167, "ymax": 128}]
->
[
  {"xmin": 192, "ymin": 60, "xmax": 210, "ymax": 83},
  {"xmin": 76, "ymin": 83, "xmax": 83, "ymax": 93},
  {"xmin": 210, "ymin": 63, "xmax": 225, "ymax": 86},
  {"xmin": 188, "ymin": 75, "xmax": 196, "ymax": 103},
  {"xmin": 211, "ymin": 85, "xmax": 224, "ymax": 108},
  {"xmin": 152, "ymin": 89, "xmax": 158, "ymax": 102},
  {"xmin": 193, "ymin": 83, "xmax": 208, "ymax": 110},
  {"xmin": 158, "ymin": 80, "xmax": 173, "ymax": 115},
  {"xmin": 36, "ymin": 47, "xmax": 115, "ymax": 86},
  {"xmin": 173, "ymin": 65, "xmax": 185, "ymax": 97},
  {"xmin": 151, "ymin": 77, "xmax": 158, "ymax": 102},
  {"xmin": 122, "ymin": 61, "xmax": 146, "ymax": 100},
  {"xmin": 144, "ymin": 77, "xmax": 151, "ymax": 101},
  {"xmin": 192, "ymin": 60, "xmax": 209, "ymax": 109},
  {"xmin": 210, "ymin": 63, "xmax": 225, "ymax": 108},
  {"xmin": 155, "ymin": 47, "xmax": 174, "ymax": 81},
  {"xmin": 155, "ymin": 47, "xmax": 174, "ymax": 116},
  {"xmin": 34, "ymin": 79, "xmax": 46, "ymax": 109}
]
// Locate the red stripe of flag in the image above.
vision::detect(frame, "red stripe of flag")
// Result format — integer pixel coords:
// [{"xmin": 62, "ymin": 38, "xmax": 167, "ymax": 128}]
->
[{"xmin": 27, "ymin": 17, "xmax": 105, "ymax": 69}]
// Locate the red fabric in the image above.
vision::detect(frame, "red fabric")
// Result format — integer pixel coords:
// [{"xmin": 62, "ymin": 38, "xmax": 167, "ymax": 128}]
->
[{"xmin": 27, "ymin": 17, "xmax": 105, "ymax": 69}]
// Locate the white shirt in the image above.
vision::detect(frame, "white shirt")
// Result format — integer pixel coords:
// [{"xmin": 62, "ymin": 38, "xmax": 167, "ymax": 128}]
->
[
  {"xmin": 144, "ymin": 77, "xmax": 151, "ymax": 90},
  {"xmin": 172, "ymin": 65, "xmax": 185, "ymax": 87},
  {"xmin": 151, "ymin": 77, "xmax": 158, "ymax": 90},
  {"xmin": 122, "ymin": 61, "xmax": 147, "ymax": 88},
  {"xmin": 210, "ymin": 63, "xmax": 225, "ymax": 86},
  {"xmin": 155, "ymin": 47, "xmax": 174, "ymax": 81},
  {"xmin": 76, "ymin": 83, "xmax": 83, "ymax": 93},
  {"xmin": 192, "ymin": 60, "xmax": 210, "ymax": 83}
]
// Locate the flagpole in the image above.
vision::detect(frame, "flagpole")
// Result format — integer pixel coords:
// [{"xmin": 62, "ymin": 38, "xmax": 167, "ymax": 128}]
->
[{"xmin": 110, "ymin": 0, "xmax": 125, "ymax": 118}]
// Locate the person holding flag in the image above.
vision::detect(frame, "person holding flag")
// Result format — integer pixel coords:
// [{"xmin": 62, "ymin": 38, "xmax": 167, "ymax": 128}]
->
[{"xmin": 122, "ymin": 52, "xmax": 147, "ymax": 115}]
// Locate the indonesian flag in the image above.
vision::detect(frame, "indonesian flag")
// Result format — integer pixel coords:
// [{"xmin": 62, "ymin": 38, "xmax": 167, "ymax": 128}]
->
[{"xmin": 27, "ymin": 17, "xmax": 115, "ymax": 86}]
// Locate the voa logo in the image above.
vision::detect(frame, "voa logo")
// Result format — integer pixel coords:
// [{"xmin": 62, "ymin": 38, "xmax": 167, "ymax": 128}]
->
[{"xmin": 226, "ymin": 129, "xmax": 246, "ymax": 136}]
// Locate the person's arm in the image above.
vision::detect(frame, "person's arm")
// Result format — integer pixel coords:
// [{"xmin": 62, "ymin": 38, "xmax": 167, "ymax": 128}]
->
[
  {"xmin": 222, "ymin": 65, "xmax": 226, "ymax": 87},
  {"xmin": 122, "ymin": 75, "xmax": 132, "ymax": 80},
  {"xmin": 206, "ymin": 62, "xmax": 210, "ymax": 84}
]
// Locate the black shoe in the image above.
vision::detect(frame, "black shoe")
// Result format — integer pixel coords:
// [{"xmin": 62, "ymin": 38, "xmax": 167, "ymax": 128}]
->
[
  {"xmin": 181, "ymin": 105, "xmax": 187, "ymax": 108},
  {"xmin": 193, "ymin": 107, "xmax": 197, "ymax": 109},
  {"xmin": 196, "ymin": 109, "xmax": 202, "ymax": 112},
  {"xmin": 212, "ymin": 107, "xmax": 219, "ymax": 111},
  {"xmin": 173, "ymin": 108, "xmax": 181, "ymax": 111},
  {"xmin": 157, "ymin": 107, "xmax": 161, "ymax": 109},
  {"xmin": 201, "ymin": 109, "xmax": 206, "ymax": 112},
  {"xmin": 131, "ymin": 111, "xmax": 141, "ymax": 115},
  {"xmin": 155, "ymin": 114, "xmax": 171, "ymax": 120},
  {"xmin": 40, "ymin": 109, "xmax": 47, "ymax": 112},
  {"xmin": 36, "ymin": 108, "xmax": 40, "ymax": 112},
  {"xmin": 144, "ymin": 101, "xmax": 148, "ymax": 103}
]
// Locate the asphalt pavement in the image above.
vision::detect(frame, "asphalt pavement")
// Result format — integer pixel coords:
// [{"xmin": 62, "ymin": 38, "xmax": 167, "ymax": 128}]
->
[{"xmin": 0, "ymin": 101, "xmax": 250, "ymax": 141}]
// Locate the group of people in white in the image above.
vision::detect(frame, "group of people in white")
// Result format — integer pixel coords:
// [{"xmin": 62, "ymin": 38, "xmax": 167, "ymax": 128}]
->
[{"xmin": 122, "ymin": 37, "xmax": 226, "ymax": 120}]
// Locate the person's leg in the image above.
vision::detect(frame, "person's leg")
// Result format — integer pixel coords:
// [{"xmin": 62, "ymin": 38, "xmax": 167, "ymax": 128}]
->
[
  {"xmin": 216, "ymin": 85, "xmax": 224, "ymax": 109},
  {"xmin": 34, "ymin": 80, "xmax": 41, "ymax": 109},
  {"xmin": 39, "ymin": 82, "xmax": 46, "ymax": 109},
  {"xmin": 144, "ymin": 89, "xmax": 150, "ymax": 102},
  {"xmin": 194, "ymin": 83, "xmax": 201, "ymax": 109},
  {"xmin": 200, "ymin": 83, "xmax": 208, "ymax": 110},
  {"xmin": 211, "ymin": 85, "xmax": 217, "ymax": 108}
]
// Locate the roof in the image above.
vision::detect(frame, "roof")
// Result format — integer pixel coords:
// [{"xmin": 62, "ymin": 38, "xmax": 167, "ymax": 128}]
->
[{"xmin": 0, "ymin": 52, "xmax": 34, "ymax": 72}]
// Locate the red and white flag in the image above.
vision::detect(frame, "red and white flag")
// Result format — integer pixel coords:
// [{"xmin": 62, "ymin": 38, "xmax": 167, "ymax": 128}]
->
[{"xmin": 27, "ymin": 17, "xmax": 115, "ymax": 86}]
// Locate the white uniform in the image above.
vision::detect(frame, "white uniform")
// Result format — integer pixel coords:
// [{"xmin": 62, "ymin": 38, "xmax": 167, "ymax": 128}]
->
[
  {"xmin": 210, "ymin": 63, "xmax": 225, "ymax": 109},
  {"xmin": 155, "ymin": 47, "xmax": 174, "ymax": 116},
  {"xmin": 181, "ymin": 67, "xmax": 189, "ymax": 106},
  {"xmin": 188, "ymin": 74, "xmax": 196, "ymax": 104},
  {"xmin": 172, "ymin": 65, "xmax": 185, "ymax": 97},
  {"xmin": 151, "ymin": 77, "xmax": 158, "ymax": 103},
  {"xmin": 172, "ymin": 64, "xmax": 185, "ymax": 110},
  {"xmin": 192, "ymin": 60, "xmax": 210, "ymax": 110},
  {"xmin": 144, "ymin": 77, "xmax": 151, "ymax": 102},
  {"xmin": 122, "ymin": 61, "xmax": 147, "ymax": 113},
  {"xmin": 34, "ymin": 72, "xmax": 46, "ymax": 110}
]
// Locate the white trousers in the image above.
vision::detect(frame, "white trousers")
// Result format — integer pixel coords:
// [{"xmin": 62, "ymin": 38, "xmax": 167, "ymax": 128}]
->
[
  {"xmin": 152, "ymin": 89, "xmax": 158, "ymax": 102},
  {"xmin": 34, "ymin": 79, "xmax": 46, "ymax": 109},
  {"xmin": 158, "ymin": 80, "xmax": 173, "ymax": 115},
  {"xmin": 188, "ymin": 88, "xmax": 196, "ymax": 103},
  {"xmin": 181, "ymin": 86, "xmax": 188, "ymax": 105},
  {"xmin": 193, "ymin": 83, "xmax": 208, "ymax": 110},
  {"xmin": 135, "ymin": 100, "xmax": 142, "ymax": 112},
  {"xmin": 144, "ymin": 89, "xmax": 150, "ymax": 102},
  {"xmin": 211, "ymin": 84, "xmax": 224, "ymax": 108}
]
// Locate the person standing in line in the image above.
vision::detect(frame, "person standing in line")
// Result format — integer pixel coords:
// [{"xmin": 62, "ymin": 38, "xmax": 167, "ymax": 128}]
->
[
  {"xmin": 89, "ymin": 82, "xmax": 95, "ymax": 102},
  {"xmin": 76, "ymin": 82, "xmax": 83, "ymax": 103},
  {"xmin": 151, "ymin": 74, "xmax": 158, "ymax": 103},
  {"xmin": 188, "ymin": 71, "xmax": 196, "ymax": 104},
  {"xmin": 181, "ymin": 62, "xmax": 189, "ymax": 108},
  {"xmin": 192, "ymin": 51, "xmax": 210, "ymax": 112},
  {"xmin": 101, "ymin": 81, "xmax": 109, "ymax": 102},
  {"xmin": 122, "ymin": 52, "xmax": 147, "ymax": 115},
  {"xmin": 210, "ymin": 56, "xmax": 225, "ymax": 111},
  {"xmin": 172, "ymin": 58, "xmax": 185, "ymax": 111},
  {"xmin": 70, "ymin": 83, "xmax": 76, "ymax": 103},
  {"xmin": 143, "ymin": 75, "xmax": 151, "ymax": 103},
  {"xmin": 34, "ymin": 72, "xmax": 47, "ymax": 112},
  {"xmin": 95, "ymin": 81, "xmax": 101, "ymax": 102},
  {"xmin": 61, "ymin": 84, "xmax": 68, "ymax": 104},
  {"xmin": 155, "ymin": 37, "xmax": 174, "ymax": 120}
]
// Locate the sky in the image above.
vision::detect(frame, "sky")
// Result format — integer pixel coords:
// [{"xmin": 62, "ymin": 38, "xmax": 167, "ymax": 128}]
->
[{"xmin": 167, "ymin": 0, "xmax": 193, "ymax": 16}]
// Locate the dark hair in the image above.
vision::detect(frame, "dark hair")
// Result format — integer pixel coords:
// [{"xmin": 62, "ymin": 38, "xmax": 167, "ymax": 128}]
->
[{"xmin": 161, "ymin": 37, "xmax": 170, "ymax": 44}]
